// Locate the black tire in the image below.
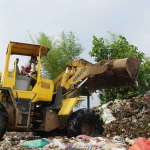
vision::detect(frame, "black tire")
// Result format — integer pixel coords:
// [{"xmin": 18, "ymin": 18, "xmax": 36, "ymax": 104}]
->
[
  {"xmin": 67, "ymin": 108, "xmax": 104, "ymax": 137},
  {"xmin": 0, "ymin": 103, "xmax": 8, "ymax": 138}
]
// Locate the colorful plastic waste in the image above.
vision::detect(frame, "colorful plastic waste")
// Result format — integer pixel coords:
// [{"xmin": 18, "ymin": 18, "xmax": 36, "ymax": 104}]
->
[
  {"xmin": 23, "ymin": 138, "xmax": 50, "ymax": 148},
  {"xmin": 129, "ymin": 138, "xmax": 150, "ymax": 150},
  {"xmin": 93, "ymin": 94, "xmax": 150, "ymax": 138}
]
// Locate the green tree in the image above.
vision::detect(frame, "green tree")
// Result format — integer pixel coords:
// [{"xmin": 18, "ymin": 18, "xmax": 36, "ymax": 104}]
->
[
  {"xmin": 35, "ymin": 31, "xmax": 84, "ymax": 80},
  {"xmin": 89, "ymin": 33, "xmax": 150, "ymax": 104}
]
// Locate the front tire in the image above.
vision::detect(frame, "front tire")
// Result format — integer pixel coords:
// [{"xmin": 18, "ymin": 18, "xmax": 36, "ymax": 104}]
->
[
  {"xmin": 0, "ymin": 103, "xmax": 8, "ymax": 138},
  {"xmin": 67, "ymin": 108, "xmax": 104, "ymax": 137}
]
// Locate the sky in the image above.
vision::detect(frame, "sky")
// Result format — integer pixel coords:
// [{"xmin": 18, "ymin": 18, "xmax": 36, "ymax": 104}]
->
[{"xmin": 0, "ymin": 0, "xmax": 150, "ymax": 107}]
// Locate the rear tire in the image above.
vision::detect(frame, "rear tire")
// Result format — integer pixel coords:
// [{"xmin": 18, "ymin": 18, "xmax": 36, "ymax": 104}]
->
[
  {"xmin": 0, "ymin": 103, "xmax": 8, "ymax": 138},
  {"xmin": 67, "ymin": 108, "xmax": 104, "ymax": 137}
]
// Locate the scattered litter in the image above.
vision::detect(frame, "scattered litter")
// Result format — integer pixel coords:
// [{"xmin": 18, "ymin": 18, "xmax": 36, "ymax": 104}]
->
[{"xmin": 1, "ymin": 94, "xmax": 150, "ymax": 149}]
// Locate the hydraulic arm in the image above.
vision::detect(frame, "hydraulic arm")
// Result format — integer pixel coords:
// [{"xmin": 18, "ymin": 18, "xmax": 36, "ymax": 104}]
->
[{"xmin": 54, "ymin": 57, "xmax": 141, "ymax": 96}]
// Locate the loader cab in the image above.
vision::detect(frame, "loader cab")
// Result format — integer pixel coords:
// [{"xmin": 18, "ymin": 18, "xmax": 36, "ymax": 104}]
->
[
  {"xmin": 2, "ymin": 42, "xmax": 49, "ymax": 91},
  {"xmin": 1, "ymin": 42, "xmax": 54, "ymax": 103}
]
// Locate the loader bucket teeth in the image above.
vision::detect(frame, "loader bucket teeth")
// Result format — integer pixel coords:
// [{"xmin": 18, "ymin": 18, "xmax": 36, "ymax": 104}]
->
[{"xmin": 84, "ymin": 57, "xmax": 142, "ymax": 92}]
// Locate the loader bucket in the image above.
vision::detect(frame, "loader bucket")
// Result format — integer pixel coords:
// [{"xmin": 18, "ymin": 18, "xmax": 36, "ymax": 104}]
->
[{"xmin": 84, "ymin": 57, "xmax": 142, "ymax": 92}]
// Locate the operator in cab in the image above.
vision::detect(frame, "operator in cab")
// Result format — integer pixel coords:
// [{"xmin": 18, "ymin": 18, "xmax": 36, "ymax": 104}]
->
[
  {"xmin": 21, "ymin": 56, "xmax": 37, "ymax": 87},
  {"xmin": 21, "ymin": 56, "xmax": 37, "ymax": 74}
]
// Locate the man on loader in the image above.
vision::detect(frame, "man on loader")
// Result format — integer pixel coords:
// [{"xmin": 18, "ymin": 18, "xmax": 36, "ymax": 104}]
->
[{"xmin": 21, "ymin": 56, "xmax": 37, "ymax": 88}]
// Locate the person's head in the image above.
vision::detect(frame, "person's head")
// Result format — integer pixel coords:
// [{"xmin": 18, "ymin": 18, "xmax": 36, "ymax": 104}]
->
[{"xmin": 30, "ymin": 56, "xmax": 37, "ymax": 63}]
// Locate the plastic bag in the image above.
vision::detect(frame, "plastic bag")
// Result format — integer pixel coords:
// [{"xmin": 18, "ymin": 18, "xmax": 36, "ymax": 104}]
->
[
  {"xmin": 129, "ymin": 138, "xmax": 150, "ymax": 150},
  {"xmin": 44, "ymin": 139, "xmax": 66, "ymax": 149},
  {"xmin": 23, "ymin": 138, "xmax": 50, "ymax": 148},
  {"xmin": 101, "ymin": 102, "xmax": 111, "ymax": 109},
  {"xmin": 102, "ymin": 108, "xmax": 116, "ymax": 124},
  {"xmin": 76, "ymin": 135, "xmax": 91, "ymax": 139},
  {"xmin": 102, "ymin": 143, "xmax": 122, "ymax": 150},
  {"xmin": 111, "ymin": 148, "xmax": 126, "ymax": 150}
]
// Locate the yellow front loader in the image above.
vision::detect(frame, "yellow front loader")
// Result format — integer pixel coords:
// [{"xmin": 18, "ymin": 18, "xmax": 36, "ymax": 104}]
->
[{"xmin": 0, "ymin": 42, "xmax": 141, "ymax": 138}]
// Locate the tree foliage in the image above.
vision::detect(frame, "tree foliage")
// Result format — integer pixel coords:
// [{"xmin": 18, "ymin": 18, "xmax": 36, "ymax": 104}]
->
[
  {"xmin": 89, "ymin": 33, "xmax": 150, "ymax": 104},
  {"xmin": 35, "ymin": 31, "xmax": 84, "ymax": 80}
]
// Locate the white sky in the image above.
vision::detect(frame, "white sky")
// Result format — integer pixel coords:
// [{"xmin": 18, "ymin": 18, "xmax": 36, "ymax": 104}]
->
[{"xmin": 0, "ymin": 0, "xmax": 150, "ymax": 107}]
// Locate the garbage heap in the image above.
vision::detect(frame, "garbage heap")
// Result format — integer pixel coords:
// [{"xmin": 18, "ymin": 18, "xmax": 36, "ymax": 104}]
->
[
  {"xmin": 94, "ymin": 94, "xmax": 150, "ymax": 139},
  {"xmin": 1, "ymin": 133, "xmax": 129, "ymax": 150}
]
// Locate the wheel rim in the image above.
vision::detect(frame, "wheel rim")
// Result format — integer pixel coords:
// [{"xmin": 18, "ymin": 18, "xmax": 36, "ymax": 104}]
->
[{"xmin": 81, "ymin": 118, "xmax": 97, "ymax": 136}]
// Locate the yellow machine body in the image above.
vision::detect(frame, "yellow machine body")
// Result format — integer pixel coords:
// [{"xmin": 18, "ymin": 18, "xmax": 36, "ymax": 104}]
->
[{"xmin": 0, "ymin": 41, "xmax": 141, "ymax": 135}]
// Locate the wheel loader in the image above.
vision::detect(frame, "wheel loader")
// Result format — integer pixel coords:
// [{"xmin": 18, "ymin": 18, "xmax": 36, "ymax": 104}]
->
[{"xmin": 0, "ymin": 41, "xmax": 141, "ymax": 138}]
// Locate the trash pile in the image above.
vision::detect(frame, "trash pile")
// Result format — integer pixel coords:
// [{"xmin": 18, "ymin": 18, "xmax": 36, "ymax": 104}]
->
[
  {"xmin": 0, "ymin": 133, "xmax": 129, "ymax": 150},
  {"xmin": 1, "ymin": 94, "xmax": 150, "ymax": 149},
  {"xmin": 2, "ymin": 132, "xmax": 150, "ymax": 150},
  {"xmin": 94, "ymin": 94, "xmax": 150, "ymax": 139}
]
